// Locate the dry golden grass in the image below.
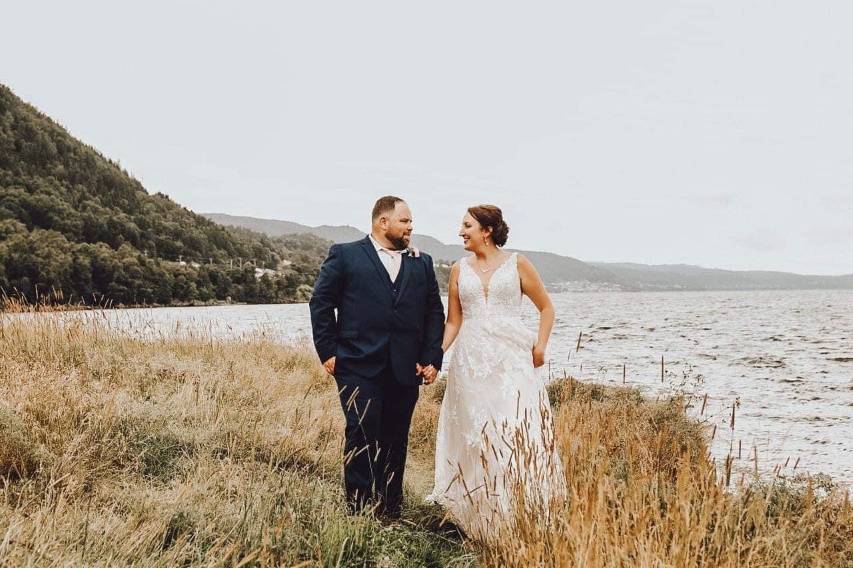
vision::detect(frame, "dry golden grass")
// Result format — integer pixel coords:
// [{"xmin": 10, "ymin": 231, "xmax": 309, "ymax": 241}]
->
[
  {"xmin": 1, "ymin": 309, "xmax": 850, "ymax": 567},
  {"xmin": 477, "ymin": 381, "xmax": 852, "ymax": 567},
  {"xmin": 0, "ymin": 312, "xmax": 473, "ymax": 567}
]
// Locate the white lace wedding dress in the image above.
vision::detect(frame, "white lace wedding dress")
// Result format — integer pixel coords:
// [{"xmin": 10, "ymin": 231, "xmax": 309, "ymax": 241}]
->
[{"xmin": 426, "ymin": 253, "xmax": 565, "ymax": 538}]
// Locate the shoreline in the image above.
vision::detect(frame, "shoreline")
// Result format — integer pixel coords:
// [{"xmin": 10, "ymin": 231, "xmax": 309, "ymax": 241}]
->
[{"xmin": 5, "ymin": 287, "xmax": 853, "ymax": 314}]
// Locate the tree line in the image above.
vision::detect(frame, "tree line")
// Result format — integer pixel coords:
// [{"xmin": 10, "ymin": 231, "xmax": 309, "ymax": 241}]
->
[{"xmin": 0, "ymin": 219, "xmax": 327, "ymax": 306}]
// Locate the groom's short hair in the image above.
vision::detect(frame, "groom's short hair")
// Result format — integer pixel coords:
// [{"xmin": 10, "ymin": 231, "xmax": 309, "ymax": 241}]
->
[{"xmin": 372, "ymin": 196, "xmax": 405, "ymax": 221}]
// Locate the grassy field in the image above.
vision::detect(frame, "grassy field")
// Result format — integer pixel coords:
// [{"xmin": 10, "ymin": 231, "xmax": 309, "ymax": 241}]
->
[{"xmin": 1, "ymin": 310, "xmax": 850, "ymax": 567}]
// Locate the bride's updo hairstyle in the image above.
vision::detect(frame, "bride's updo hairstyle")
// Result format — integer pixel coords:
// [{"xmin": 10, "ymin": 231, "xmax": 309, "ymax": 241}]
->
[{"xmin": 467, "ymin": 205, "xmax": 510, "ymax": 247}]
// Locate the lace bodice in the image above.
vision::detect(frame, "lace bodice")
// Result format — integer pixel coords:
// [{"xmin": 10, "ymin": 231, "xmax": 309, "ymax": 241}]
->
[{"xmin": 458, "ymin": 252, "xmax": 523, "ymax": 320}]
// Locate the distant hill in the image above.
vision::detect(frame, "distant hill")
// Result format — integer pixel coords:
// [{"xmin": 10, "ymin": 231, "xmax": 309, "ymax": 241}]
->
[
  {"xmin": 205, "ymin": 213, "xmax": 853, "ymax": 292},
  {"xmin": 590, "ymin": 262, "xmax": 853, "ymax": 291},
  {"xmin": 201, "ymin": 214, "xmax": 363, "ymax": 246},
  {"xmin": 0, "ymin": 84, "xmax": 328, "ymax": 306},
  {"xmin": 203, "ymin": 213, "xmax": 616, "ymax": 287}
]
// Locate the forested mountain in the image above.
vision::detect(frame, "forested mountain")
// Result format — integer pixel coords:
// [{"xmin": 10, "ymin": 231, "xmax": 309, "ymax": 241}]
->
[{"xmin": 0, "ymin": 84, "xmax": 328, "ymax": 306}]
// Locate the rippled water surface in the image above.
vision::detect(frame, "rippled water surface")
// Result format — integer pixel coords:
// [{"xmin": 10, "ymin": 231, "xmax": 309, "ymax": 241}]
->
[
  {"xmin": 10, "ymin": 290, "xmax": 852, "ymax": 482},
  {"xmin": 540, "ymin": 290, "xmax": 853, "ymax": 485}
]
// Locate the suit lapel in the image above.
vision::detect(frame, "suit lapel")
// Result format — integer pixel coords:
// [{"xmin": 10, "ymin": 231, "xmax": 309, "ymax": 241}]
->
[
  {"xmin": 394, "ymin": 253, "xmax": 413, "ymax": 306},
  {"xmin": 359, "ymin": 237, "xmax": 393, "ymax": 293}
]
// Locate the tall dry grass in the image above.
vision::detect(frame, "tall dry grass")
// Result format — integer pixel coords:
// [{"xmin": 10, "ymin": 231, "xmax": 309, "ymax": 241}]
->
[
  {"xmin": 1, "ymin": 309, "xmax": 850, "ymax": 566},
  {"xmin": 0, "ymin": 312, "xmax": 472, "ymax": 567},
  {"xmin": 477, "ymin": 381, "xmax": 852, "ymax": 566}
]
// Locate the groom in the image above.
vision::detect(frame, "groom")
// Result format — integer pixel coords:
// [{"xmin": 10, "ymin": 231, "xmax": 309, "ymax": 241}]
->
[{"xmin": 309, "ymin": 196, "xmax": 445, "ymax": 518}]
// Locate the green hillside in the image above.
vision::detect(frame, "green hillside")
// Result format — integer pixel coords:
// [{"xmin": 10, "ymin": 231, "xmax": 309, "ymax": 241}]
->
[{"xmin": 0, "ymin": 84, "xmax": 328, "ymax": 306}]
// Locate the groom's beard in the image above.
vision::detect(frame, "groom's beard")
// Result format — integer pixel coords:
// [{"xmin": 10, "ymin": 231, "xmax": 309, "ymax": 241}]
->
[{"xmin": 387, "ymin": 234, "xmax": 411, "ymax": 251}]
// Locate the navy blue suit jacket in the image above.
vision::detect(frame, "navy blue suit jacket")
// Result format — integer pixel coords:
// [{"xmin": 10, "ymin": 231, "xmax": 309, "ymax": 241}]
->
[{"xmin": 309, "ymin": 236, "xmax": 446, "ymax": 385}]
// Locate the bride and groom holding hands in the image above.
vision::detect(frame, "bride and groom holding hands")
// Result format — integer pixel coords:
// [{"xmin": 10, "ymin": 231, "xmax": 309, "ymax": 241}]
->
[{"xmin": 309, "ymin": 196, "xmax": 564, "ymax": 538}]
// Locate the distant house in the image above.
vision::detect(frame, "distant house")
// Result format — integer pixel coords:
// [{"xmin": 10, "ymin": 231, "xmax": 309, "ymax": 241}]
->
[{"xmin": 254, "ymin": 267, "xmax": 278, "ymax": 279}]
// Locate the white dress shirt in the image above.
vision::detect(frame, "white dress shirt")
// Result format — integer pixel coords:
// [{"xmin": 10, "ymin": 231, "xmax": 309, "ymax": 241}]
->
[{"xmin": 369, "ymin": 233, "xmax": 403, "ymax": 281}]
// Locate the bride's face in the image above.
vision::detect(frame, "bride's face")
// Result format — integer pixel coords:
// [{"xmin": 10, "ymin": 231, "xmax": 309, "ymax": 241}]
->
[{"xmin": 459, "ymin": 213, "xmax": 491, "ymax": 252}]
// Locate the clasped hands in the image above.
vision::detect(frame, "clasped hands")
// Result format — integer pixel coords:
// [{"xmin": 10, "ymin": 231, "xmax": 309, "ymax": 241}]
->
[
  {"xmin": 416, "ymin": 363, "xmax": 438, "ymax": 385},
  {"xmin": 322, "ymin": 356, "xmax": 437, "ymax": 385}
]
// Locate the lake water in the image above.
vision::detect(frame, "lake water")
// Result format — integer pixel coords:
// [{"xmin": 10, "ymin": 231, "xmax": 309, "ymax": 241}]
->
[{"xmin": 9, "ymin": 289, "xmax": 851, "ymax": 483}]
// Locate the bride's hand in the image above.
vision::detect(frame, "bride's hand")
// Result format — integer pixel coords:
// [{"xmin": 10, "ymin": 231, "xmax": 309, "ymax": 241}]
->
[{"xmin": 532, "ymin": 345, "xmax": 546, "ymax": 368}]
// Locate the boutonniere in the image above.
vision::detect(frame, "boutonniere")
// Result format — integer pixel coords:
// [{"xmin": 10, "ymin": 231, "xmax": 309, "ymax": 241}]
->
[{"xmin": 406, "ymin": 246, "xmax": 420, "ymax": 258}]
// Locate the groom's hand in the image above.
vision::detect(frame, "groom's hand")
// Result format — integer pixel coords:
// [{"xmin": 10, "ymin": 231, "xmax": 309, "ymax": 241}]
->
[
  {"xmin": 418, "ymin": 364, "xmax": 438, "ymax": 385},
  {"xmin": 323, "ymin": 356, "xmax": 336, "ymax": 376}
]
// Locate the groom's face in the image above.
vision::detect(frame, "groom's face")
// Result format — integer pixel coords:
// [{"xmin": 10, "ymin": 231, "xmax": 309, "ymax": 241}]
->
[{"xmin": 381, "ymin": 202, "xmax": 413, "ymax": 250}]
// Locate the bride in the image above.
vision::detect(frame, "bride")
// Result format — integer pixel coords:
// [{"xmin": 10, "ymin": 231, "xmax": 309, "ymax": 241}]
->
[{"xmin": 425, "ymin": 204, "xmax": 565, "ymax": 538}]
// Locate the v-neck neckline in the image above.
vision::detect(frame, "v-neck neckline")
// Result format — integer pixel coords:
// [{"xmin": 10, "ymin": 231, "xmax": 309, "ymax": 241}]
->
[{"xmin": 466, "ymin": 252, "xmax": 515, "ymax": 301}]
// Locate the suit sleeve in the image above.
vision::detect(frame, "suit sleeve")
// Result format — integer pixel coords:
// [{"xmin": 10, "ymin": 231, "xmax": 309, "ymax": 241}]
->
[
  {"xmin": 419, "ymin": 254, "xmax": 446, "ymax": 370},
  {"xmin": 309, "ymin": 244, "xmax": 344, "ymax": 364}
]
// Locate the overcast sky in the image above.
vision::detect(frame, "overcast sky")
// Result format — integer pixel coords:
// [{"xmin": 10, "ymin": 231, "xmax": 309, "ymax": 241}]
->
[{"xmin": 3, "ymin": 1, "xmax": 852, "ymax": 274}]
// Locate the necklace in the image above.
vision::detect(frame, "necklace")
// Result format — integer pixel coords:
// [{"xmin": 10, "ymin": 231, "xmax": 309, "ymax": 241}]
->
[{"xmin": 475, "ymin": 256, "xmax": 502, "ymax": 273}]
